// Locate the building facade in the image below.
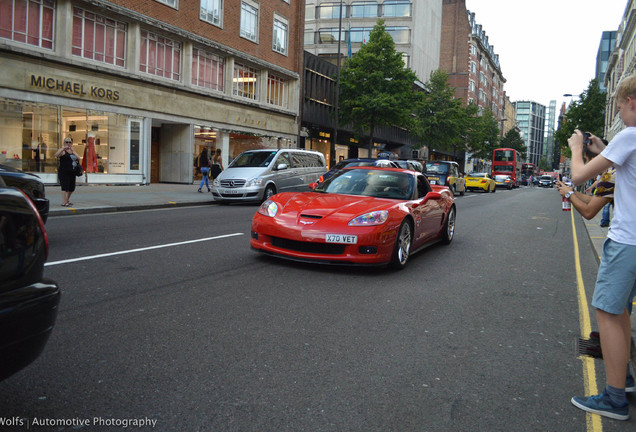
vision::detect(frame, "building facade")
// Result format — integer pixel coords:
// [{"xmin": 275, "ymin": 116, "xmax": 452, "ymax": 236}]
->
[
  {"xmin": 0, "ymin": 0, "xmax": 304, "ymax": 185},
  {"xmin": 303, "ymin": 0, "xmax": 442, "ymax": 83},
  {"xmin": 605, "ymin": 1, "xmax": 633, "ymax": 140},
  {"xmin": 597, "ymin": 30, "xmax": 617, "ymax": 93},
  {"xmin": 544, "ymin": 100, "xmax": 556, "ymax": 169},
  {"xmin": 514, "ymin": 100, "xmax": 545, "ymax": 167},
  {"xmin": 440, "ymin": 0, "xmax": 505, "ymax": 120}
]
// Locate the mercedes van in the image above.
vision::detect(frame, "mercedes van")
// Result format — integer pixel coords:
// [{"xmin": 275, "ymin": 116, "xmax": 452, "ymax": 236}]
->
[{"xmin": 211, "ymin": 149, "xmax": 326, "ymax": 203}]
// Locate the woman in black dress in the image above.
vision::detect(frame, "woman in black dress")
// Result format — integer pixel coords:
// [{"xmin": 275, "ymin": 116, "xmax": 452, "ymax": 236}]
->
[{"xmin": 55, "ymin": 138, "xmax": 80, "ymax": 207}]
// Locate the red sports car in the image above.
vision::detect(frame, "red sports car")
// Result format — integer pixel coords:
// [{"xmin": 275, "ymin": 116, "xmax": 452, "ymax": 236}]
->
[{"xmin": 250, "ymin": 167, "xmax": 456, "ymax": 269}]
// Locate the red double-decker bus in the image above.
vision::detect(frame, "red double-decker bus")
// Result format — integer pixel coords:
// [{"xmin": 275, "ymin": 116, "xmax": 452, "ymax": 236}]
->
[
  {"xmin": 492, "ymin": 148, "xmax": 521, "ymax": 187},
  {"xmin": 521, "ymin": 163, "xmax": 536, "ymax": 185}
]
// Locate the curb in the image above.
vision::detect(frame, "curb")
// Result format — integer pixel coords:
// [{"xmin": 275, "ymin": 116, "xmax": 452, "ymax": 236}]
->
[{"xmin": 49, "ymin": 200, "xmax": 215, "ymax": 217}]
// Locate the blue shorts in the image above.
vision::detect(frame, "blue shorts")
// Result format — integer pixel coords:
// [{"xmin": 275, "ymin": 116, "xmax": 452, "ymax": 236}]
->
[{"xmin": 592, "ymin": 238, "xmax": 636, "ymax": 315}]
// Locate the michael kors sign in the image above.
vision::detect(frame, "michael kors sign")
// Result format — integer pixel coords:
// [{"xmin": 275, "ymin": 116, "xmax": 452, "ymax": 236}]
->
[{"xmin": 30, "ymin": 75, "xmax": 120, "ymax": 102}]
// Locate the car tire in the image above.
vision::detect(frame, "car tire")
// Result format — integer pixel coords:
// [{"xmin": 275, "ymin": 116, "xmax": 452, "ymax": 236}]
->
[
  {"xmin": 441, "ymin": 206, "xmax": 456, "ymax": 245},
  {"xmin": 491, "ymin": 184, "xmax": 496, "ymax": 193},
  {"xmin": 262, "ymin": 185, "xmax": 276, "ymax": 202},
  {"xmin": 390, "ymin": 219, "xmax": 413, "ymax": 270}
]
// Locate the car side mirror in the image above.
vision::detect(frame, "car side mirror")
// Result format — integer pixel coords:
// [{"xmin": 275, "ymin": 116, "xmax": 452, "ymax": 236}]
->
[
  {"xmin": 309, "ymin": 182, "xmax": 318, "ymax": 190},
  {"xmin": 426, "ymin": 191, "xmax": 442, "ymax": 200},
  {"xmin": 276, "ymin": 163, "xmax": 288, "ymax": 171}
]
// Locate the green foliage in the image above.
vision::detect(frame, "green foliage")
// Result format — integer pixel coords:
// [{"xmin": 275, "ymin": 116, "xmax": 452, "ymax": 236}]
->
[
  {"xmin": 554, "ymin": 79, "xmax": 606, "ymax": 158},
  {"xmin": 339, "ymin": 20, "xmax": 420, "ymax": 149},
  {"xmin": 499, "ymin": 129, "xmax": 527, "ymax": 160},
  {"xmin": 466, "ymin": 108, "xmax": 501, "ymax": 159}
]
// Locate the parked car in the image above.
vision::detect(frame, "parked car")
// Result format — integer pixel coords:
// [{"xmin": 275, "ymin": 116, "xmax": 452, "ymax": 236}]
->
[
  {"xmin": 0, "ymin": 185, "xmax": 60, "ymax": 381},
  {"xmin": 0, "ymin": 164, "xmax": 49, "ymax": 223},
  {"xmin": 424, "ymin": 161, "xmax": 465, "ymax": 196},
  {"xmin": 538, "ymin": 175, "xmax": 554, "ymax": 188},
  {"xmin": 251, "ymin": 167, "xmax": 456, "ymax": 269},
  {"xmin": 394, "ymin": 159, "xmax": 424, "ymax": 173},
  {"xmin": 465, "ymin": 172, "xmax": 496, "ymax": 193},
  {"xmin": 211, "ymin": 149, "xmax": 327, "ymax": 203},
  {"xmin": 494, "ymin": 174, "xmax": 513, "ymax": 190},
  {"xmin": 318, "ymin": 158, "xmax": 400, "ymax": 183}
]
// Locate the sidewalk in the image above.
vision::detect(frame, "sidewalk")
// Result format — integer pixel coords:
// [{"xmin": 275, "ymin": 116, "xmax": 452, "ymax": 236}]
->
[{"xmin": 47, "ymin": 182, "xmax": 214, "ymax": 217}]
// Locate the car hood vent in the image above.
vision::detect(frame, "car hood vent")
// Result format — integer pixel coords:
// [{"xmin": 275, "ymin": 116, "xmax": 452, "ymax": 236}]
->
[{"xmin": 300, "ymin": 214, "xmax": 322, "ymax": 219}]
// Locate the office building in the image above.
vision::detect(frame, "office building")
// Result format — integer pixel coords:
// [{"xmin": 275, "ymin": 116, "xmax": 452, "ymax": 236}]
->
[{"xmin": 513, "ymin": 101, "xmax": 545, "ymax": 167}]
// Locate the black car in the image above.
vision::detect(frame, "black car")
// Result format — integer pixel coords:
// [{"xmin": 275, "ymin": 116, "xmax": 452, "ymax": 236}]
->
[
  {"xmin": 0, "ymin": 185, "xmax": 60, "ymax": 381},
  {"xmin": 0, "ymin": 164, "xmax": 50, "ymax": 223},
  {"xmin": 318, "ymin": 158, "xmax": 400, "ymax": 183}
]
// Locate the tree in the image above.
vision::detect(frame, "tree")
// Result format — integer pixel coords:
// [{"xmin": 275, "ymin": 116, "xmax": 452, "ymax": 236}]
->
[
  {"xmin": 554, "ymin": 78, "xmax": 606, "ymax": 158},
  {"xmin": 339, "ymin": 20, "xmax": 420, "ymax": 154},
  {"xmin": 414, "ymin": 69, "xmax": 472, "ymax": 153},
  {"xmin": 464, "ymin": 108, "xmax": 500, "ymax": 160},
  {"xmin": 499, "ymin": 128, "xmax": 527, "ymax": 160}
]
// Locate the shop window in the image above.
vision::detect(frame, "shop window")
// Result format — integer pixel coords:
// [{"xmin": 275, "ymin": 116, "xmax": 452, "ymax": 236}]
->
[
  {"xmin": 192, "ymin": 48, "xmax": 224, "ymax": 92},
  {"xmin": 72, "ymin": 8, "xmax": 127, "ymax": 67},
  {"xmin": 0, "ymin": 0, "xmax": 55, "ymax": 49},
  {"xmin": 233, "ymin": 63, "xmax": 258, "ymax": 100},
  {"xmin": 240, "ymin": 1, "xmax": 258, "ymax": 42},
  {"xmin": 267, "ymin": 74, "xmax": 287, "ymax": 108},
  {"xmin": 140, "ymin": 30, "xmax": 182, "ymax": 81},
  {"xmin": 272, "ymin": 15, "xmax": 288, "ymax": 55},
  {"xmin": 200, "ymin": 0, "xmax": 222, "ymax": 26}
]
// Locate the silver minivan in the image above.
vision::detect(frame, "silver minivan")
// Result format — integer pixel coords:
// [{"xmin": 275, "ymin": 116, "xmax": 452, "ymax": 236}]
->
[{"xmin": 211, "ymin": 149, "xmax": 327, "ymax": 203}]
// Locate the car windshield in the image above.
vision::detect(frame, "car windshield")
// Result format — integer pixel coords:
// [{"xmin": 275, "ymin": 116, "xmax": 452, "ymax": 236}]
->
[
  {"xmin": 315, "ymin": 169, "xmax": 414, "ymax": 200},
  {"xmin": 228, "ymin": 151, "xmax": 278, "ymax": 168},
  {"xmin": 468, "ymin": 173, "xmax": 487, "ymax": 178},
  {"xmin": 541, "ymin": 176, "xmax": 552, "ymax": 180},
  {"xmin": 425, "ymin": 162, "xmax": 449, "ymax": 174},
  {"xmin": 494, "ymin": 175, "xmax": 509, "ymax": 181}
]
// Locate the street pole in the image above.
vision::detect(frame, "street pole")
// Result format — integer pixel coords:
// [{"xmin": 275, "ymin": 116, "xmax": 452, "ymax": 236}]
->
[{"xmin": 332, "ymin": 0, "xmax": 343, "ymax": 169}]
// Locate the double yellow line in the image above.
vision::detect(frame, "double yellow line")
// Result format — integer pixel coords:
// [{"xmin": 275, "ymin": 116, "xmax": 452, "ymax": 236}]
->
[{"xmin": 570, "ymin": 210, "xmax": 602, "ymax": 431}]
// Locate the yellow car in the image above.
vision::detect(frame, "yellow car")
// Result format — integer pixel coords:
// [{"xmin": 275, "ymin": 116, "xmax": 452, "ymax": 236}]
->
[{"xmin": 465, "ymin": 172, "xmax": 496, "ymax": 193}]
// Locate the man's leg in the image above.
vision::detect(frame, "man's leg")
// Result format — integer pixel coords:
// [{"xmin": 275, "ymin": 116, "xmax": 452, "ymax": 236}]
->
[{"xmin": 597, "ymin": 308, "xmax": 631, "ymax": 388}]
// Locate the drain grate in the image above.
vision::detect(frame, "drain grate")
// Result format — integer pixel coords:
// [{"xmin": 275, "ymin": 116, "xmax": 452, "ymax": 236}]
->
[{"xmin": 576, "ymin": 331, "xmax": 602, "ymax": 359}]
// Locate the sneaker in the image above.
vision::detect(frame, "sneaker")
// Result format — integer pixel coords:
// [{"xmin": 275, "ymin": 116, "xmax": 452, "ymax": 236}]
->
[
  {"xmin": 571, "ymin": 391, "xmax": 629, "ymax": 420},
  {"xmin": 627, "ymin": 375, "xmax": 635, "ymax": 393}
]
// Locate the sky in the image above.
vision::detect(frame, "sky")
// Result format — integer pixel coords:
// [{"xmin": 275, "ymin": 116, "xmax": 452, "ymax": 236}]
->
[{"xmin": 464, "ymin": 0, "xmax": 628, "ymax": 110}]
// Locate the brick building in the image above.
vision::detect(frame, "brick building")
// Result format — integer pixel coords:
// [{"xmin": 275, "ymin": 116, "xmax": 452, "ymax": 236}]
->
[{"xmin": 0, "ymin": 0, "xmax": 304, "ymax": 185}]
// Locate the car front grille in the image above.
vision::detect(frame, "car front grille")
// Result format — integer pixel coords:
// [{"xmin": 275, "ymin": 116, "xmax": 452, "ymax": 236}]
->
[
  {"xmin": 219, "ymin": 179, "xmax": 246, "ymax": 188},
  {"xmin": 271, "ymin": 237, "xmax": 345, "ymax": 255}
]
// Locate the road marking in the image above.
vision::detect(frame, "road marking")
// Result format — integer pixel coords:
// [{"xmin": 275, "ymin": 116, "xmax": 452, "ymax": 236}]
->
[
  {"xmin": 45, "ymin": 233, "xmax": 244, "ymax": 267},
  {"xmin": 569, "ymin": 211, "xmax": 602, "ymax": 431}
]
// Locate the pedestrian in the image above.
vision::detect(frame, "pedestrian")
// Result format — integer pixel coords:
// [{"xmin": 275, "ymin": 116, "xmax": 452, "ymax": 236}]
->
[
  {"xmin": 54, "ymin": 137, "xmax": 80, "ymax": 207},
  {"xmin": 210, "ymin": 148, "xmax": 224, "ymax": 180},
  {"xmin": 567, "ymin": 74, "xmax": 636, "ymax": 421},
  {"xmin": 197, "ymin": 148, "xmax": 211, "ymax": 193}
]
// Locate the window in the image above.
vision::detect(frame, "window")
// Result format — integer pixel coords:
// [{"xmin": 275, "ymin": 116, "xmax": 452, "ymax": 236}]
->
[
  {"xmin": 273, "ymin": 15, "xmax": 288, "ymax": 55},
  {"xmin": 0, "ymin": 0, "xmax": 55, "ymax": 49},
  {"xmin": 240, "ymin": 1, "xmax": 258, "ymax": 42},
  {"xmin": 200, "ymin": 0, "xmax": 222, "ymax": 26},
  {"xmin": 267, "ymin": 74, "xmax": 287, "ymax": 107},
  {"xmin": 140, "ymin": 30, "xmax": 182, "ymax": 81},
  {"xmin": 318, "ymin": 28, "xmax": 344, "ymax": 43},
  {"xmin": 382, "ymin": 0, "xmax": 410, "ymax": 17},
  {"xmin": 155, "ymin": 0, "xmax": 177, "ymax": 8},
  {"xmin": 318, "ymin": 2, "xmax": 345, "ymax": 19},
  {"xmin": 192, "ymin": 48, "xmax": 224, "ymax": 91},
  {"xmin": 233, "ymin": 63, "xmax": 258, "ymax": 100},
  {"xmin": 72, "ymin": 8, "xmax": 126, "ymax": 67},
  {"xmin": 349, "ymin": 27, "xmax": 372, "ymax": 43},
  {"xmin": 351, "ymin": 2, "xmax": 377, "ymax": 18},
  {"xmin": 386, "ymin": 26, "xmax": 409, "ymax": 44},
  {"xmin": 304, "ymin": 30, "xmax": 314, "ymax": 45}
]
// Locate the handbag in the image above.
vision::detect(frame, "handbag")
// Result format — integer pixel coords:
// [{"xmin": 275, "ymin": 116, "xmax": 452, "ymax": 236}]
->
[
  {"xmin": 211, "ymin": 164, "xmax": 222, "ymax": 179},
  {"xmin": 74, "ymin": 163, "xmax": 83, "ymax": 177}
]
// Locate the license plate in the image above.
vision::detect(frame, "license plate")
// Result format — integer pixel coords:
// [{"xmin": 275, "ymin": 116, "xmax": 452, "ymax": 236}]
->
[
  {"xmin": 429, "ymin": 180, "xmax": 437, "ymax": 185},
  {"xmin": 220, "ymin": 188, "xmax": 241, "ymax": 194},
  {"xmin": 326, "ymin": 234, "xmax": 357, "ymax": 244}
]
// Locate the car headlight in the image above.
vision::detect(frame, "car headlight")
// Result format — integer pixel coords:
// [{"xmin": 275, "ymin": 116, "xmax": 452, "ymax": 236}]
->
[
  {"xmin": 212, "ymin": 178, "xmax": 220, "ymax": 187},
  {"xmin": 348, "ymin": 210, "xmax": 389, "ymax": 226},
  {"xmin": 257, "ymin": 199, "xmax": 278, "ymax": 217},
  {"xmin": 245, "ymin": 177, "xmax": 264, "ymax": 187}
]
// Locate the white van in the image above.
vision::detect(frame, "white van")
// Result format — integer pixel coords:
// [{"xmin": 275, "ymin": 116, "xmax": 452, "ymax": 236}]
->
[{"xmin": 211, "ymin": 149, "xmax": 327, "ymax": 203}]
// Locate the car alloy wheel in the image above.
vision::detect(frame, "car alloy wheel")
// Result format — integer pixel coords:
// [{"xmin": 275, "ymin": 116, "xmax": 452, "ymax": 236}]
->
[
  {"xmin": 390, "ymin": 219, "xmax": 412, "ymax": 269},
  {"xmin": 442, "ymin": 206, "xmax": 456, "ymax": 244}
]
